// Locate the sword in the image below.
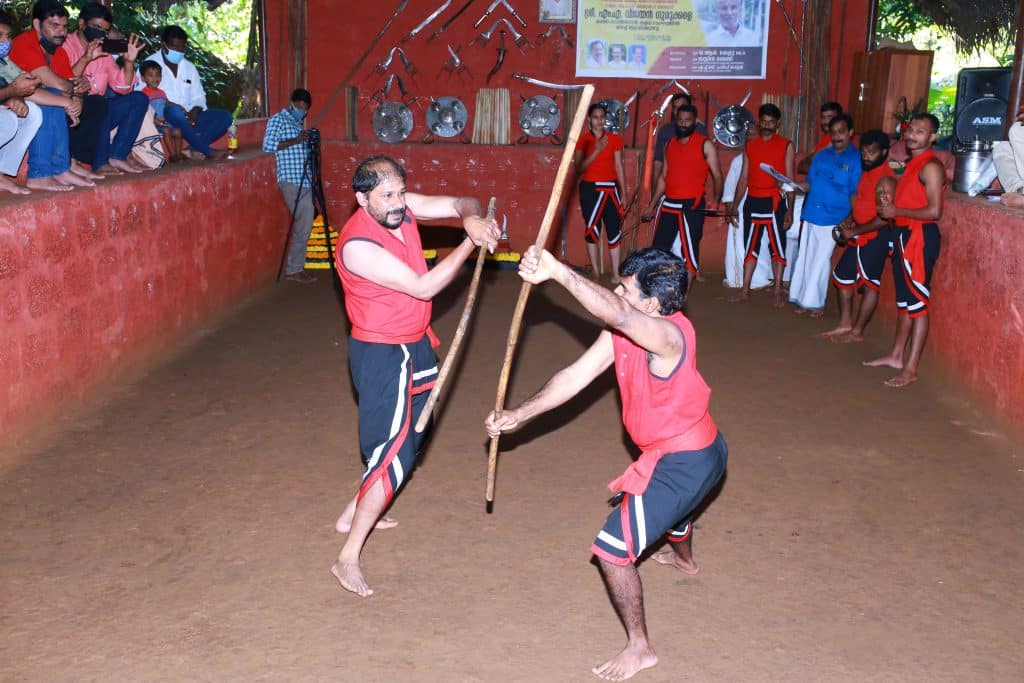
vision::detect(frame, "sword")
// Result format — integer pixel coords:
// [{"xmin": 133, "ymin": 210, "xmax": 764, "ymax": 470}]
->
[
  {"xmin": 512, "ymin": 72, "xmax": 584, "ymax": 90},
  {"xmin": 401, "ymin": 0, "xmax": 452, "ymax": 43},
  {"xmin": 429, "ymin": 0, "xmax": 478, "ymax": 42}
]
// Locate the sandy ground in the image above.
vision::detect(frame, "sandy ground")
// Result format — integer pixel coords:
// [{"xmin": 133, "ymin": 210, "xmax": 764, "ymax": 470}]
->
[{"xmin": 2, "ymin": 267, "xmax": 1023, "ymax": 682}]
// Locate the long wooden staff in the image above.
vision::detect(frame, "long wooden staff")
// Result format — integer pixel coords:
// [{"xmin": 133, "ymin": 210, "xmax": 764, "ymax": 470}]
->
[
  {"xmin": 414, "ymin": 197, "xmax": 498, "ymax": 433},
  {"xmin": 486, "ymin": 84, "xmax": 595, "ymax": 502}
]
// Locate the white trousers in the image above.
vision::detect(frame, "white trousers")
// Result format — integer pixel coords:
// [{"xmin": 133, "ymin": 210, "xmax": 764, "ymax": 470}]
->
[
  {"xmin": 993, "ymin": 122, "xmax": 1024, "ymax": 194},
  {"xmin": 0, "ymin": 102, "xmax": 43, "ymax": 177},
  {"xmin": 788, "ymin": 221, "xmax": 835, "ymax": 311}
]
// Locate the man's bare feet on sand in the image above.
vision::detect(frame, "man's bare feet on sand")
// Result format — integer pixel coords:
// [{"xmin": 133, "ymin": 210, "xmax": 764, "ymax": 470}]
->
[
  {"xmin": 27, "ymin": 176, "xmax": 73, "ymax": 191},
  {"xmin": 0, "ymin": 176, "xmax": 30, "ymax": 194},
  {"xmin": 863, "ymin": 354, "xmax": 903, "ymax": 369},
  {"xmin": 884, "ymin": 370, "xmax": 918, "ymax": 388},
  {"xmin": 56, "ymin": 170, "xmax": 95, "ymax": 187},
  {"xmin": 727, "ymin": 292, "xmax": 749, "ymax": 303},
  {"xmin": 652, "ymin": 548, "xmax": 699, "ymax": 574},
  {"xmin": 592, "ymin": 645, "xmax": 658, "ymax": 681},
  {"xmin": 331, "ymin": 561, "xmax": 374, "ymax": 597},
  {"xmin": 833, "ymin": 331, "xmax": 864, "ymax": 344},
  {"xmin": 820, "ymin": 326, "xmax": 852, "ymax": 339},
  {"xmin": 335, "ymin": 514, "xmax": 398, "ymax": 534}
]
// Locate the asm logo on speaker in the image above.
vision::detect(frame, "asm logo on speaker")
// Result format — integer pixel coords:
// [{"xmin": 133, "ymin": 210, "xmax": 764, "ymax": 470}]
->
[{"xmin": 971, "ymin": 116, "xmax": 1003, "ymax": 126}]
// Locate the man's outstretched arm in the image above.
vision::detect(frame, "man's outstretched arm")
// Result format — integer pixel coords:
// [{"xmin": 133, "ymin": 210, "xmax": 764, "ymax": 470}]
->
[
  {"xmin": 485, "ymin": 331, "xmax": 614, "ymax": 435},
  {"xmin": 518, "ymin": 247, "xmax": 683, "ymax": 362}
]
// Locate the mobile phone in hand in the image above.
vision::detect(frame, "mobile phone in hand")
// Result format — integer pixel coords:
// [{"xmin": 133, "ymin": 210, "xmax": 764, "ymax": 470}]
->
[{"xmin": 102, "ymin": 38, "xmax": 129, "ymax": 54}]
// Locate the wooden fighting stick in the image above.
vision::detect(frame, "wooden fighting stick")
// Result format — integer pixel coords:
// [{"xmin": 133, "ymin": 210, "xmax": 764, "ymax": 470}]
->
[
  {"xmin": 486, "ymin": 84, "xmax": 595, "ymax": 503},
  {"xmin": 414, "ymin": 197, "xmax": 498, "ymax": 434}
]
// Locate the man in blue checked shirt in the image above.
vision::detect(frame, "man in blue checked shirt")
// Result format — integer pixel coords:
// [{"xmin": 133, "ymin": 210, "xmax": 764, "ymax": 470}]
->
[{"xmin": 263, "ymin": 88, "xmax": 316, "ymax": 283}]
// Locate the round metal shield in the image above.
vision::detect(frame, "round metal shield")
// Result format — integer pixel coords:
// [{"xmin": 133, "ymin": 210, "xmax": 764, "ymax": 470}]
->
[
  {"xmin": 597, "ymin": 99, "xmax": 630, "ymax": 134},
  {"xmin": 426, "ymin": 96, "xmax": 468, "ymax": 138},
  {"xmin": 372, "ymin": 101, "xmax": 414, "ymax": 143},
  {"xmin": 518, "ymin": 95, "xmax": 561, "ymax": 138},
  {"xmin": 712, "ymin": 104, "xmax": 755, "ymax": 148}
]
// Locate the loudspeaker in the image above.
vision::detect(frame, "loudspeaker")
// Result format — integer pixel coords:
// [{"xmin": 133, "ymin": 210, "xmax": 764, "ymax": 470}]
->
[{"xmin": 953, "ymin": 67, "xmax": 1012, "ymax": 146}]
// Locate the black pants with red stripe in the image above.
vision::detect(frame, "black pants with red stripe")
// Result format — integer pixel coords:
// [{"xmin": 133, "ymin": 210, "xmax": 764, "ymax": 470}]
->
[
  {"xmin": 742, "ymin": 194, "xmax": 788, "ymax": 264},
  {"xmin": 652, "ymin": 196, "xmax": 704, "ymax": 272},
  {"xmin": 578, "ymin": 180, "xmax": 622, "ymax": 248},
  {"xmin": 349, "ymin": 334, "xmax": 438, "ymax": 504}
]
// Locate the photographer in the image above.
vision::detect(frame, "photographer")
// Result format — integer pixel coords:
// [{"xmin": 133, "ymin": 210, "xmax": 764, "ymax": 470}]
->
[{"xmin": 262, "ymin": 88, "xmax": 316, "ymax": 283}]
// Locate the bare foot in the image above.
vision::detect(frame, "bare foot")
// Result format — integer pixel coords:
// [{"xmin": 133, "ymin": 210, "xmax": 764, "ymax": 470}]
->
[
  {"xmin": 26, "ymin": 176, "xmax": 73, "ymax": 191},
  {"xmin": 727, "ymin": 292, "xmax": 749, "ymax": 303},
  {"xmin": 55, "ymin": 170, "xmax": 94, "ymax": 188},
  {"xmin": 69, "ymin": 162, "xmax": 103, "ymax": 180},
  {"xmin": 773, "ymin": 292, "xmax": 786, "ymax": 308},
  {"xmin": 94, "ymin": 164, "xmax": 123, "ymax": 176},
  {"xmin": 793, "ymin": 307, "xmax": 808, "ymax": 315},
  {"xmin": 0, "ymin": 176, "xmax": 30, "ymax": 195},
  {"xmin": 820, "ymin": 325, "xmax": 852, "ymax": 338},
  {"xmin": 335, "ymin": 515, "xmax": 399, "ymax": 534},
  {"xmin": 833, "ymin": 331, "xmax": 864, "ymax": 344},
  {"xmin": 863, "ymin": 354, "xmax": 903, "ymax": 369},
  {"xmin": 206, "ymin": 149, "xmax": 229, "ymax": 160},
  {"xmin": 182, "ymin": 149, "xmax": 206, "ymax": 161},
  {"xmin": 884, "ymin": 371, "xmax": 918, "ymax": 388},
  {"xmin": 1001, "ymin": 191, "xmax": 1024, "ymax": 209},
  {"xmin": 331, "ymin": 561, "xmax": 374, "ymax": 597},
  {"xmin": 808, "ymin": 310, "xmax": 825, "ymax": 319},
  {"xmin": 694, "ymin": 272, "xmax": 705, "ymax": 283},
  {"xmin": 652, "ymin": 548, "xmax": 699, "ymax": 575},
  {"xmin": 592, "ymin": 644, "xmax": 658, "ymax": 681},
  {"xmin": 108, "ymin": 158, "xmax": 143, "ymax": 174}
]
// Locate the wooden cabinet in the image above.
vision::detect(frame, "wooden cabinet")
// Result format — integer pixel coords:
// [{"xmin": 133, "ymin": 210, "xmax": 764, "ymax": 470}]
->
[{"xmin": 847, "ymin": 49, "xmax": 934, "ymax": 136}]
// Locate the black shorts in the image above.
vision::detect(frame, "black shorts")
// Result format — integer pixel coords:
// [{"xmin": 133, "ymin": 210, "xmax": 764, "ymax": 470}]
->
[
  {"xmin": 892, "ymin": 223, "xmax": 941, "ymax": 318},
  {"xmin": 349, "ymin": 334, "xmax": 438, "ymax": 503},
  {"xmin": 832, "ymin": 227, "xmax": 892, "ymax": 291},
  {"xmin": 592, "ymin": 433, "xmax": 728, "ymax": 566}
]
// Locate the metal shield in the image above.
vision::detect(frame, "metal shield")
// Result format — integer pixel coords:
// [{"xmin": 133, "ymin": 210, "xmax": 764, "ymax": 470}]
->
[
  {"xmin": 425, "ymin": 96, "xmax": 469, "ymax": 138},
  {"xmin": 712, "ymin": 104, "xmax": 755, "ymax": 148},
  {"xmin": 372, "ymin": 101, "xmax": 415, "ymax": 143},
  {"xmin": 518, "ymin": 95, "xmax": 561, "ymax": 138},
  {"xmin": 596, "ymin": 98, "xmax": 630, "ymax": 134}
]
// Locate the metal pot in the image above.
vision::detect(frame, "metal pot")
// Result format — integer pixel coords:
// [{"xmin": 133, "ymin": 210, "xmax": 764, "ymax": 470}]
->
[{"xmin": 953, "ymin": 138, "xmax": 992, "ymax": 194}]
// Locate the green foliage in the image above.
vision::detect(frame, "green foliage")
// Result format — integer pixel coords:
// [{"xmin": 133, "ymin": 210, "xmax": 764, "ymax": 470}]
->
[
  {"xmin": 875, "ymin": 0, "xmax": 934, "ymax": 42},
  {"xmin": 2, "ymin": 0, "xmax": 252, "ymax": 113}
]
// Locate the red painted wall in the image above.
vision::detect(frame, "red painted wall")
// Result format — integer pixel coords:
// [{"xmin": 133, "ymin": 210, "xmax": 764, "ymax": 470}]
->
[{"xmin": 0, "ymin": 152, "xmax": 289, "ymax": 444}]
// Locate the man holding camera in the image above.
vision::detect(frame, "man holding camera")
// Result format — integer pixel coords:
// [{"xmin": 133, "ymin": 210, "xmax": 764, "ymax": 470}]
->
[
  {"xmin": 61, "ymin": 2, "xmax": 148, "ymax": 174},
  {"xmin": 263, "ymin": 88, "xmax": 316, "ymax": 283}
]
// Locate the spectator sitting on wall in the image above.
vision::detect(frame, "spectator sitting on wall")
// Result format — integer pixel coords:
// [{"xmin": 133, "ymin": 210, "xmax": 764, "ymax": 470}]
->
[
  {"xmin": 993, "ymin": 105, "xmax": 1024, "ymax": 210},
  {"xmin": 139, "ymin": 25, "xmax": 232, "ymax": 160},
  {"xmin": 0, "ymin": 10, "xmax": 43, "ymax": 195},
  {"xmin": 8, "ymin": 0, "xmax": 99, "ymax": 191},
  {"xmin": 140, "ymin": 60, "xmax": 183, "ymax": 162},
  {"xmin": 61, "ymin": 2, "xmax": 148, "ymax": 175}
]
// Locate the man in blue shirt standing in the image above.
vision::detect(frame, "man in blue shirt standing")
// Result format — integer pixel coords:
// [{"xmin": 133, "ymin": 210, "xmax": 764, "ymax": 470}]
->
[
  {"xmin": 789, "ymin": 113, "xmax": 860, "ymax": 315},
  {"xmin": 262, "ymin": 88, "xmax": 316, "ymax": 283}
]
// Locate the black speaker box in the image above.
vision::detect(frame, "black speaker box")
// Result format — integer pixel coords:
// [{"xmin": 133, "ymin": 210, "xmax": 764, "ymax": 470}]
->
[{"xmin": 953, "ymin": 67, "xmax": 1012, "ymax": 146}]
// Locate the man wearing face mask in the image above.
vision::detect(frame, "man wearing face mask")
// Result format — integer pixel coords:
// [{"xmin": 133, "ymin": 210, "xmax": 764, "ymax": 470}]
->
[
  {"xmin": 262, "ymin": 88, "xmax": 316, "ymax": 283},
  {"xmin": 61, "ymin": 2, "xmax": 148, "ymax": 174},
  {"xmin": 9, "ymin": 0, "xmax": 99, "ymax": 190},
  {"xmin": 139, "ymin": 25, "xmax": 232, "ymax": 160}
]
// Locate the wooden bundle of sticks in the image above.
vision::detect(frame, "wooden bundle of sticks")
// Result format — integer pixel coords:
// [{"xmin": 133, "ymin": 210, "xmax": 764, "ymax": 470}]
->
[{"xmin": 472, "ymin": 88, "xmax": 511, "ymax": 145}]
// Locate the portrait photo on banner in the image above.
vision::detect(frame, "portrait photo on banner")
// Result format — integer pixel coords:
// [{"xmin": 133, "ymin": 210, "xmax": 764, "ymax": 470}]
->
[
  {"xmin": 540, "ymin": 0, "xmax": 576, "ymax": 23},
  {"xmin": 576, "ymin": 0, "xmax": 769, "ymax": 79}
]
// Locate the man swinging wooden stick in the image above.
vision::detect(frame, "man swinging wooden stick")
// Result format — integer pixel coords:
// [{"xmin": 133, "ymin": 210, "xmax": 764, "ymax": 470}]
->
[
  {"xmin": 331, "ymin": 155, "xmax": 499, "ymax": 597},
  {"xmin": 486, "ymin": 246, "xmax": 728, "ymax": 681}
]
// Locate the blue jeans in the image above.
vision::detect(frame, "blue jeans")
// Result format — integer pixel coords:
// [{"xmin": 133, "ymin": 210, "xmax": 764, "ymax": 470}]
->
[
  {"xmin": 163, "ymin": 106, "xmax": 232, "ymax": 156},
  {"xmin": 27, "ymin": 87, "xmax": 70, "ymax": 179},
  {"xmin": 94, "ymin": 91, "xmax": 148, "ymax": 166}
]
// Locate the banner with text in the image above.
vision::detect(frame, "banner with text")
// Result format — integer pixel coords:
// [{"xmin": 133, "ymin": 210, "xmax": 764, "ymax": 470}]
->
[{"xmin": 576, "ymin": 0, "xmax": 769, "ymax": 79}]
